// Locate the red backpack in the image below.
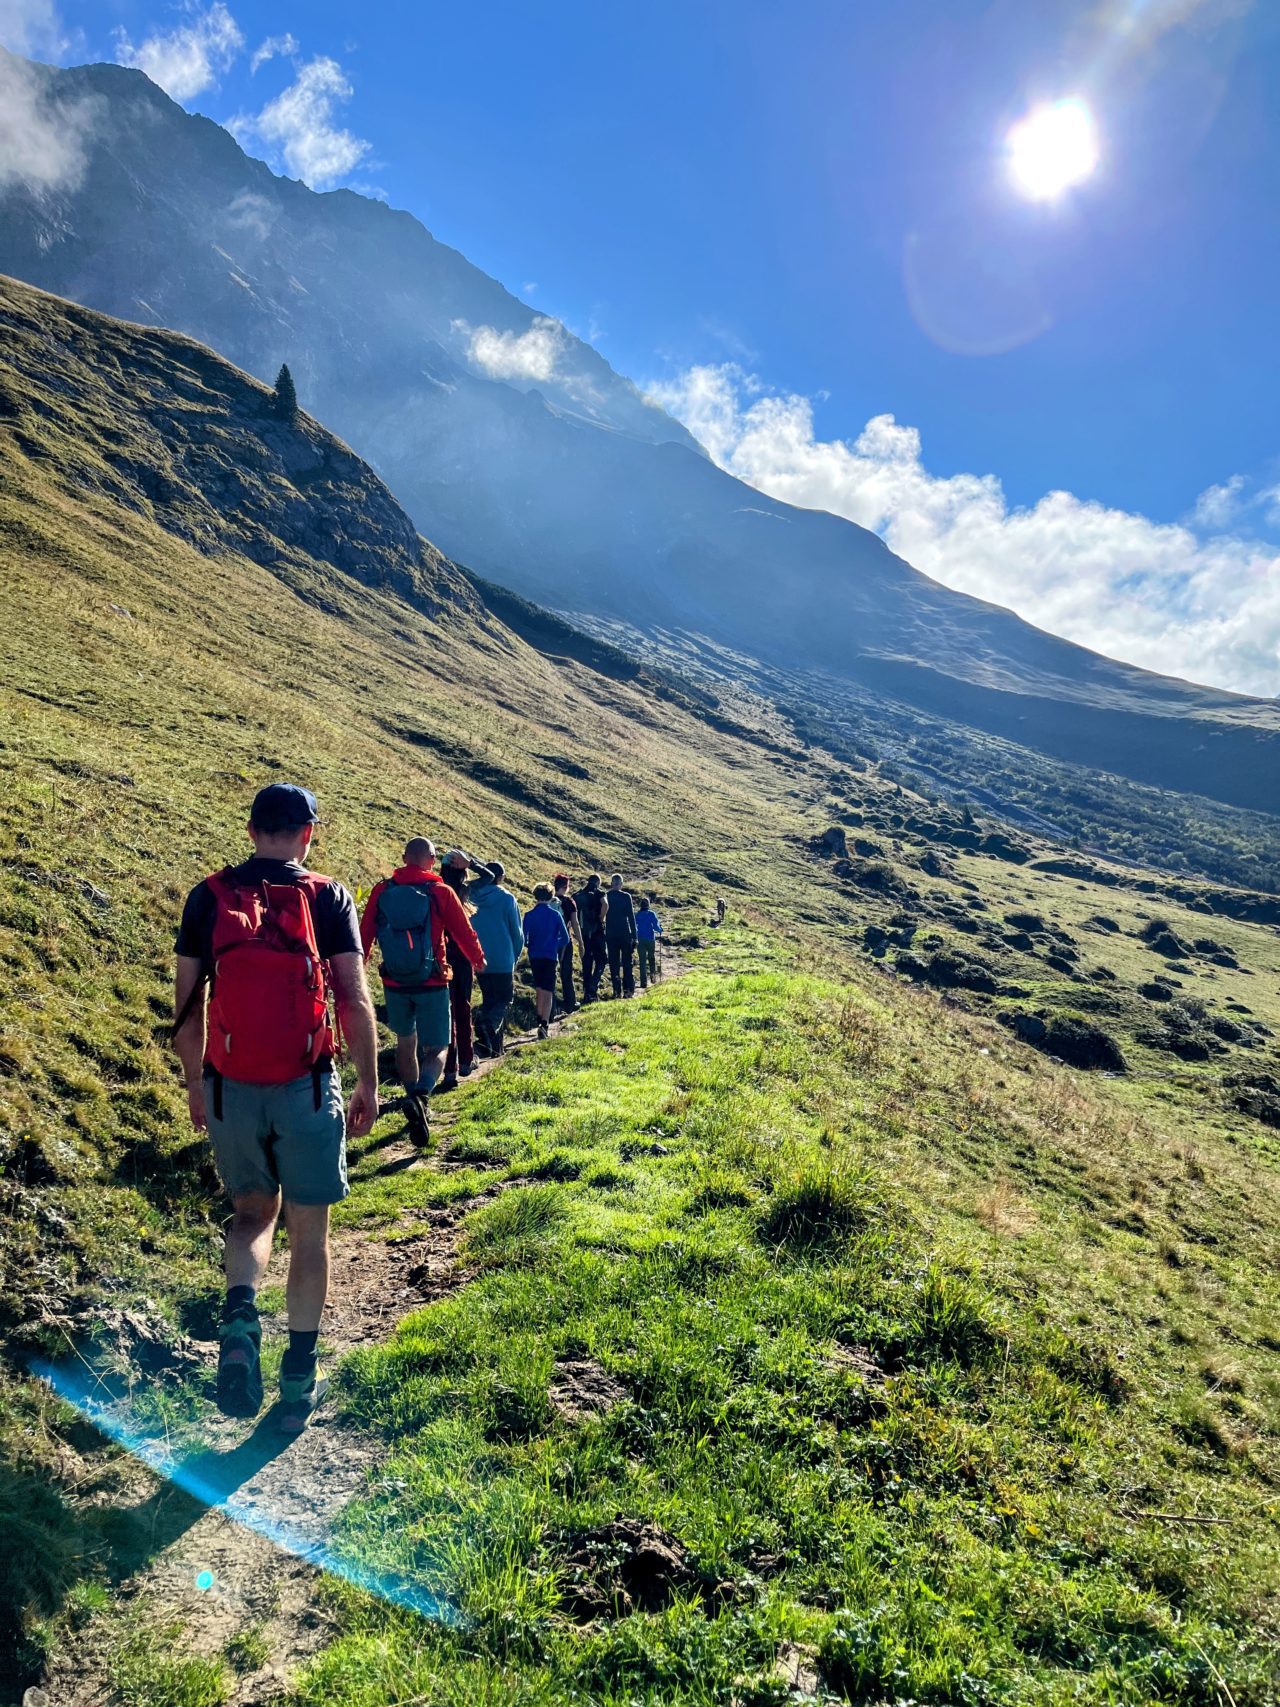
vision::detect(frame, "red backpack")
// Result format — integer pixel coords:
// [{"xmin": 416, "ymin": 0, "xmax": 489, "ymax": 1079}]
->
[{"xmin": 203, "ymin": 868, "xmax": 336, "ymax": 1085}]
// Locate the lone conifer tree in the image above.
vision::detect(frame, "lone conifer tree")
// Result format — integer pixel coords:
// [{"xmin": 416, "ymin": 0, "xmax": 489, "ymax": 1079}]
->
[{"xmin": 271, "ymin": 363, "xmax": 298, "ymax": 421}]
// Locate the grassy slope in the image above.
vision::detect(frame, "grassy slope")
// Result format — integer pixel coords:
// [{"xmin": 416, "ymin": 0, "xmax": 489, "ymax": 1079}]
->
[
  {"xmin": 0, "ymin": 279, "xmax": 1277, "ymax": 1703},
  {"xmin": 299, "ymin": 941, "xmax": 1279, "ymax": 1705}
]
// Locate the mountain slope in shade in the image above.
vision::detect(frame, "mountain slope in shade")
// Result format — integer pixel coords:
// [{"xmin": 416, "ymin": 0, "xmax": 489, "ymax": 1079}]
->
[{"xmin": 3, "ymin": 50, "xmax": 1278, "ymax": 814}]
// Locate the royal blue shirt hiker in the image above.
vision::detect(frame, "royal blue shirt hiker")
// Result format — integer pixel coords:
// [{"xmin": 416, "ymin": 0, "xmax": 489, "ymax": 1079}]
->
[
  {"xmin": 523, "ymin": 901, "xmax": 570, "ymax": 960},
  {"xmin": 636, "ymin": 907, "xmax": 663, "ymax": 941}
]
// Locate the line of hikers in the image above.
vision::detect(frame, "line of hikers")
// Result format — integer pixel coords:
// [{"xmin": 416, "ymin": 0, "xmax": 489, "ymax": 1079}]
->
[{"xmin": 171, "ymin": 783, "xmax": 665, "ymax": 1433}]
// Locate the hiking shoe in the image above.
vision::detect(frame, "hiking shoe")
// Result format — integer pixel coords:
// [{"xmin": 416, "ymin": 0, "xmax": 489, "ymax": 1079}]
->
[
  {"xmin": 435, "ymin": 1073, "xmax": 458, "ymax": 1094},
  {"xmin": 274, "ymin": 1358, "xmax": 326, "ymax": 1435},
  {"xmin": 459, "ymin": 1059, "xmax": 475, "ymax": 1077},
  {"xmin": 403, "ymin": 1091, "xmax": 430, "ymax": 1147},
  {"xmin": 216, "ymin": 1306, "xmax": 263, "ymax": 1418},
  {"xmin": 537, "ymin": 1022, "xmax": 549, "ymax": 1040}
]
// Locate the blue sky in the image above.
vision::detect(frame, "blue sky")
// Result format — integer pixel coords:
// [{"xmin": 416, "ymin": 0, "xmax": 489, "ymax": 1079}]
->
[{"xmin": 9, "ymin": 0, "xmax": 1280, "ymax": 692}]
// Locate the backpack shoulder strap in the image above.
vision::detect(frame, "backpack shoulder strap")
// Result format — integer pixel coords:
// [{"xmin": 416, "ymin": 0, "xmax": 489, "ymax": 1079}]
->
[{"xmin": 170, "ymin": 870, "xmax": 227, "ymax": 1040}]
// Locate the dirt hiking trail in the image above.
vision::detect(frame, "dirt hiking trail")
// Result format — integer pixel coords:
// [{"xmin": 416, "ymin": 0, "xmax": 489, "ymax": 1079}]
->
[{"xmin": 31, "ymin": 930, "xmax": 689, "ymax": 1706}]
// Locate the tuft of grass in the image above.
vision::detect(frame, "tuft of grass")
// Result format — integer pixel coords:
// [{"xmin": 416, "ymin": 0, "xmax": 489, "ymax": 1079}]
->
[
  {"xmin": 107, "ymin": 1622, "xmax": 227, "ymax": 1707},
  {"xmin": 461, "ymin": 1186, "xmax": 571, "ymax": 1267},
  {"xmin": 223, "ymin": 1624, "xmax": 269, "ymax": 1673},
  {"xmin": 758, "ymin": 1165, "xmax": 876, "ymax": 1249}
]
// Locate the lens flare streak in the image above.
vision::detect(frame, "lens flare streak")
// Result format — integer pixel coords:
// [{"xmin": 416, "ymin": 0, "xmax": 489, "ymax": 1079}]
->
[{"xmin": 32, "ymin": 1357, "xmax": 459, "ymax": 1626}]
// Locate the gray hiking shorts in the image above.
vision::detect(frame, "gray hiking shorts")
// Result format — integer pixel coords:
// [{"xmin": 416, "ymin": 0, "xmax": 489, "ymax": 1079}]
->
[{"xmin": 204, "ymin": 1068, "xmax": 349, "ymax": 1206}]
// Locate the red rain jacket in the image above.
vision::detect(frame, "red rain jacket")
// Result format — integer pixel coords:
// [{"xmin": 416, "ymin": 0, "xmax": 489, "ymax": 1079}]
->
[{"xmin": 360, "ymin": 865, "xmax": 485, "ymax": 989}]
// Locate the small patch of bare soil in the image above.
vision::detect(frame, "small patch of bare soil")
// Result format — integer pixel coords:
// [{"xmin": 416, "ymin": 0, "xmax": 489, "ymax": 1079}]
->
[
  {"xmin": 548, "ymin": 1356, "xmax": 626, "ymax": 1421},
  {"xmin": 824, "ymin": 1342, "xmax": 888, "ymax": 1383},
  {"xmin": 554, "ymin": 1518, "xmax": 697, "ymax": 1619},
  {"xmin": 551, "ymin": 1517, "xmax": 737, "ymax": 1621},
  {"xmin": 771, "ymin": 1639, "xmax": 822, "ymax": 1698}
]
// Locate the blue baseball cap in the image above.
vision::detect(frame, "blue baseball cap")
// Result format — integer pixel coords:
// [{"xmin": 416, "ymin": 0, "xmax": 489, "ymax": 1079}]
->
[{"xmin": 249, "ymin": 782, "xmax": 320, "ymax": 829}]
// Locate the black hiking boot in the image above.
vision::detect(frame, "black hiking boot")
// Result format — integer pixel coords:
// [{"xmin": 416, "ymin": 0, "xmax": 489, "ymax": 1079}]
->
[
  {"xmin": 216, "ymin": 1304, "xmax": 263, "ymax": 1418},
  {"xmin": 435, "ymin": 1073, "xmax": 458, "ymax": 1094},
  {"xmin": 537, "ymin": 1022, "xmax": 549, "ymax": 1040},
  {"xmin": 459, "ymin": 1059, "xmax": 475, "ymax": 1077},
  {"xmin": 403, "ymin": 1090, "xmax": 430, "ymax": 1147}
]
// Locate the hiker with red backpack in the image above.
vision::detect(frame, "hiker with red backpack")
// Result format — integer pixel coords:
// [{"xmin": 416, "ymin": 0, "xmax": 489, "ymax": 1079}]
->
[
  {"xmin": 173, "ymin": 784, "xmax": 380, "ymax": 1433},
  {"xmin": 359, "ymin": 836, "xmax": 485, "ymax": 1145}
]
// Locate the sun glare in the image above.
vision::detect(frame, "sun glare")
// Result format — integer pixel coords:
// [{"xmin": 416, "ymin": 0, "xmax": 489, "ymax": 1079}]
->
[{"xmin": 1007, "ymin": 98, "xmax": 1099, "ymax": 201}]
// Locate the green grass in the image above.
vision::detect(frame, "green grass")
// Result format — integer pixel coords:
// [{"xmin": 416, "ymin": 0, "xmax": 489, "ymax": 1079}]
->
[
  {"xmin": 108, "ymin": 1620, "xmax": 227, "ymax": 1706},
  {"xmin": 290, "ymin": 961, "xmax": 1279, "ymax": 1704}
]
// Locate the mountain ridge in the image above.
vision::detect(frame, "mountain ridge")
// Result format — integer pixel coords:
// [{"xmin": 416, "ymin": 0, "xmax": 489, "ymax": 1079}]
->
[{"xmin": 2, "ymin": 50, "xmax": 1277, "ymax": 819}]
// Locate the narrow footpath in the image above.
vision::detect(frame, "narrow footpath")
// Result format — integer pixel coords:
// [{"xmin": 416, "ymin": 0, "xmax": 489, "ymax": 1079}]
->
[{"xmin": 32, "ymin": 933, "xmax": 688, "ymax": 1707}]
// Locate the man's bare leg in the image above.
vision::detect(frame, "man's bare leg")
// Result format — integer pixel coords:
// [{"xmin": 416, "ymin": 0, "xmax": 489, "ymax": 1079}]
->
[
  {"xmin": 282, "ymin": 1201, "xmax": 330, "ymax": 1333},
  {"xmin": 395, "ymin": 1032, "xmax": 419, "ymax": 1092},
  {"xmin": 225, "ymin": 1190, "xmax": 280, "ymax": 1289}
]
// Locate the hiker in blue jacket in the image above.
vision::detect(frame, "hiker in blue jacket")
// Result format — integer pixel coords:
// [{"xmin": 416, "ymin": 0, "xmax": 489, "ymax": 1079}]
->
[
  {"xmin": 636, "ymin": 895, "xmax": 664, "ymax": 988},
  {"xmin": 468, "ymin": 861, "xmax": 524, "ymax": 1056},
  {"xmin": 523, "ymin": 883, "xmax": 570, "ymax": 1039}
]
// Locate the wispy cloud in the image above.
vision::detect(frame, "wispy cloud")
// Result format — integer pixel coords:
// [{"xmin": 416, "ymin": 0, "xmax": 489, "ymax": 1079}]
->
[
  {"xmin": 1189, "ymin": 474, "xmax": 1246, "ymax": 529},
  {"xmin": 114, "ymin": 1, "xmax": 243, "ymax": 102},
  {"xmin": 230, "ymin": 55, "xmax": 370, "ymax": 189},
  {"xmin": 459, "ymin": 316, "xmax": 567, "ymax": 383},
  {"xmin": 249, "ymin": 30, "xmax": 296, "ymax": 73},
  {"xmin": 0, "ymin": 0, "xmax": 94, "ymax": 192},
  {"xmin": 0, "ymin": 0, "xmax": 63, "ymax": 54},
  {"xmin": 650, "ymin": 363, "xmax": 1280, "ymax": 697}
]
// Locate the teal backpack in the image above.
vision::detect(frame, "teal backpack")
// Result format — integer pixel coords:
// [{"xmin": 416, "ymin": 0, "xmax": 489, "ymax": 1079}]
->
[{"xmin": 375, "ymin": 881, "xmax": 438, "ymax": 984}]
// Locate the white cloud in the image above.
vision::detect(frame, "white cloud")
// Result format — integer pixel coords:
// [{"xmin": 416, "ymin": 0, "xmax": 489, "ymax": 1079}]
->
[
  {"xmin": 250, "ymin": 30, "xmax": 296, "ymax": 73},
  {"xmin": 231, "ymin": 56, "xmax": 369, "ymax": 189},
  {"xmin": 459, "ymin": 315, "xmax": 567, "ymax": 383},
  {"xmin": 0, "ymin": 0, "xmax": 62, "ymax": 54},
  {"xmin": 223, "ymin": 187, "xmax": 276, "ymax": 239},
  {"xmin": 0, "ymin": 2, "xmax": 94, "ymax": 193},
  {"xmin": 650, "ymin": 363, "xmax": 1280, "ymax": 698},
  {"xmin": 114, "ymin": 2, "xmax": 243, "ymax": 102},
  {"xmin": 1190, "ymin": 474, "xmax": 1245, "ymax": 529}
]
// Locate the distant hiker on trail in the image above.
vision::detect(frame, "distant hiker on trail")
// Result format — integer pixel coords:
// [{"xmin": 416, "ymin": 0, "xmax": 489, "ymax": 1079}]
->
[
  {"xmin": 524, "ymin": 882, "xmax": 570, "ymax": 1040},
  {"xmin": 551, "ymin": 873, "xmax": 582, "ymax": 1016},
  {"xmin": 360, "ymin": 836, "xmax": 485, "ymax": 1147},
  {"xmin": 468, "ymin": 859, "xmax": 524, "ymax": 1057},
  {"xmin": 604, "ymin": 873, "xmax": 638, "ymax": 998},
  {"xmin": 173, "ymin": 783, "xmax": 380, "ymax": 1434},
  {"xmin": 438, "ymin": 849, "xmax": 478, "ymax": 1092},
  {"xmin": 636, "ymin": 895, "xmax": 664, "ymax": 988},
  {"xmin": 577, "ymin": 873, "xmax": 608, "ymax": 1003}
]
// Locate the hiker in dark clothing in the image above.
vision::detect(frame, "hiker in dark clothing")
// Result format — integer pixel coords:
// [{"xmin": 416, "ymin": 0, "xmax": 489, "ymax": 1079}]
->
[
  {"xmin": 636, "ymin": 895, "xmax": 664, "ymax": 988},
  {"xmin": 524, "ymin": 883, "xmax": 570, "ymax": 1039},
  {"xmin": 173, "ymin": 783, "xmax": 380, "ymax": 1433},
  {"xmin": 576, "ymin": 873, "xmax": 607, "ymax": 1003},
  {"xmin": 552, "ymin": 873, "xmax": 582, "ymax": 1016},
  {"xmin": 604, "ymin": 873, "xmax": 637, "ymax": 998},
  {"xmin": 439, "ymin": 850, "xmax": 477, "ymax": 1091},
  {"xmin": 469, "ymin": 860, "xmax": 523, "ymax": 1056}
]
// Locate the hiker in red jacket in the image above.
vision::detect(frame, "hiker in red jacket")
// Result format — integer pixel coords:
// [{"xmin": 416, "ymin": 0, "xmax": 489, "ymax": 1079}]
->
[
  {"xmin": 173, "ymin": 783, "xmax": 380, "ymax": 1434},
  {"xmin": 360, "ymin": 836, "xmax": 485, "ymax": 1146}
]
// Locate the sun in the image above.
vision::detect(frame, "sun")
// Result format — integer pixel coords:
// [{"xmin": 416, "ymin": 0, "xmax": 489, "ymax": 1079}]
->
[{"xmin": 1007, "ymin": 98, "xmax": 1099, "ymax": 201}]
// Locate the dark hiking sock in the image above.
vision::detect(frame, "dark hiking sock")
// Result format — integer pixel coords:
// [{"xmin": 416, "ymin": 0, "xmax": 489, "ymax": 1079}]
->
[
  {"xmin": 283, "ymin": 1329, "xmax": 319, "ymax": 1372},
  {"xmin": 223, "ymin": 1284, "xmax": 256, "ymax": 1318}
]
